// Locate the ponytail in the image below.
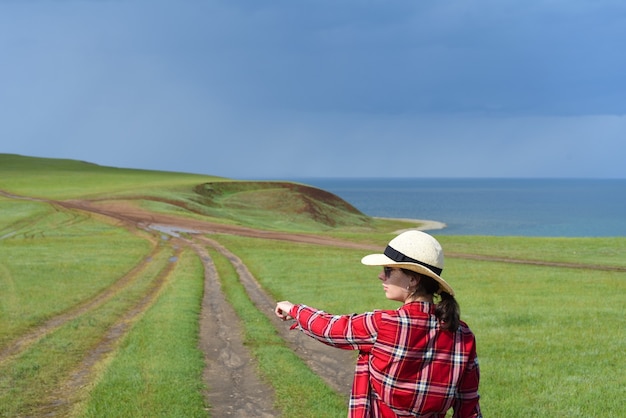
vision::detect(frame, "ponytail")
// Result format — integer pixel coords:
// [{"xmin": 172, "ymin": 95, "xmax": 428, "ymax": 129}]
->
[
  {"xmin": 435, "ymin": 291, "xmax": 460, "ymax": 331},
  {"xmin": 402, "ymin": 269, "xmax": 461, "ymax": 332}
]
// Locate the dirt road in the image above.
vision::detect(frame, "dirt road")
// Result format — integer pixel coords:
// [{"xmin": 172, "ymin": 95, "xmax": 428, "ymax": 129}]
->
[{"xmin": 61, "ymin": 200, "xmax": 360, "ymax": 411}]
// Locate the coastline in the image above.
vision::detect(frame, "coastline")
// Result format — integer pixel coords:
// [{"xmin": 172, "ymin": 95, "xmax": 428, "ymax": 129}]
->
[{"xmin": 374, "ymin": 217, "xmax": 447, "ymax": 233}]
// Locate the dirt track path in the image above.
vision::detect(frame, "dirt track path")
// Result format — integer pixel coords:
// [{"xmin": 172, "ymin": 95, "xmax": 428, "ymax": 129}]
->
[
  {"xmin": 58, "ymin": 199, "xmax": 359, "ymax": 412},
  {"xmin": 2, "ymin": 192, "xmax": 352, "ymax": 416},
  {"xmin": 0, "ymin": 236, "xmax": 162, "ymax": 367},
  {"xmin": 182, "ymin": 239, "xmax": 278, "ymax": 417},
  {"xmin": 197, "ymin": 236, "xmax": 355, "ymax": 397},
  {"xmin": 62, "ymin": 201, "xmax": 357, "ymax": 390},
  {"xmin": 60, "ymin": 199, "xmax": 626, "ymax": 273},
  {"xmin": 37, "ymin": 246, "xmax": 183, "ymax": 416}
]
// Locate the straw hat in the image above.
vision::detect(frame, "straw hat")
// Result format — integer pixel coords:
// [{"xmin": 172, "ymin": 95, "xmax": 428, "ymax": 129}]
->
[{"xmin": 361, "ymin": 230, "xmax": 455, "ymax": 296}]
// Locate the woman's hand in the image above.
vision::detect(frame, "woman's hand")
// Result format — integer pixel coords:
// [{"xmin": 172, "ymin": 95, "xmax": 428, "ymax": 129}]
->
[{"xmin": 275, "ymin": 301, "xmax": 294, "ymax": 321}]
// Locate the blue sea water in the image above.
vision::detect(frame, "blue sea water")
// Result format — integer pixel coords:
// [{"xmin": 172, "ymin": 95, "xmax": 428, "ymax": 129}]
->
[{"xmin": 293, "ymin": 178, "xmax": 626, "ymax": 237}]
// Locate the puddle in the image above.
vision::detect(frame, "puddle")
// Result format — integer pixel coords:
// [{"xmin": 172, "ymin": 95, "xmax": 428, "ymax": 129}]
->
[
  {"xmin": 147, "ymin": 224, "xmax": 200, "ymax": 238},
  {"xmin": 1, "ymin": 232, "xmax": 17, "ymax": 240}
]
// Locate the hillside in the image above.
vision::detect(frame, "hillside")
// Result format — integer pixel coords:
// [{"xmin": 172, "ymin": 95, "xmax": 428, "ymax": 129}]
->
[{"xmin": 0, "ymin": 153, "xmax": 373, "ymax": 232}]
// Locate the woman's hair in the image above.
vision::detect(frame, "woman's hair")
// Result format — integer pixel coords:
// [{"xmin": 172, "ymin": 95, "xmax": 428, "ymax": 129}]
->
[
  {"xmin": 436, "ymin": 291, "xmax": 460, "ymax": 332},
  {"xmin": 402, "ymin": 269, "xmax": 461, "ymax": 331}
]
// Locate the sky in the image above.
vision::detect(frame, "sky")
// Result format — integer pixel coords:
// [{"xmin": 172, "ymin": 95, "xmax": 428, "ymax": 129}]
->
[{"xmin": 1, "ymin": 0, "xmax": 625, "ymax": 179}]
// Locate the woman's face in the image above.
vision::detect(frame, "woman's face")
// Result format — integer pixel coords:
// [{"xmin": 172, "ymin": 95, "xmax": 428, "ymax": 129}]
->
[{"xmin": 378, "ymin": 267, "xmax": 414, "ymax": 303}]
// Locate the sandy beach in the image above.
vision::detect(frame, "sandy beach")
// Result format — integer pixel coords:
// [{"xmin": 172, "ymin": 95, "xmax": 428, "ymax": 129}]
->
[{"xmin": 375, "ymin": 217, "xmax": 447, "ymax": 233}]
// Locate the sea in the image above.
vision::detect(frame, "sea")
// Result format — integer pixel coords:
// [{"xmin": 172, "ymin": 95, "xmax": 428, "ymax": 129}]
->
[{"xmin": 290, "ymin": 178, "xmax": 626, "ymax": 237}]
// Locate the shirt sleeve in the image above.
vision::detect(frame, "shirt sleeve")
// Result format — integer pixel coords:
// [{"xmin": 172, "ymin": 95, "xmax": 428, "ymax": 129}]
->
[
  {"xmin": 289, "ymin": 304, "xmax": 379, "ymax": 351},
  {"xmin": 452, "ymin": 340, "xmax": 482, "ymax": 418}
]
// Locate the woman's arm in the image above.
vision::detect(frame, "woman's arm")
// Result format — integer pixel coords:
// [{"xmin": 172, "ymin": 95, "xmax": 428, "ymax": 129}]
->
[{"xmin": 280, "ymin": 302, "xmax": 378, "ymax": 351}]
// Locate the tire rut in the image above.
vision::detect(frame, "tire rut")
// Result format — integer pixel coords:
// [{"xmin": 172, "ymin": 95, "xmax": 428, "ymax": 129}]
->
[
  {"xmin": 34, "ymin": 245, "xmax": 183, "ymax": 417},
  {"xmin": 197, "ymin": 236, "xmax": 355, "ymax": 399},
  {"xmin": 184, "ymin": 238, "xmax": 279, "ymax": 418},
  {"xmin": 0, "ymin": 243, "xmax": 162, "ymax": 367}
]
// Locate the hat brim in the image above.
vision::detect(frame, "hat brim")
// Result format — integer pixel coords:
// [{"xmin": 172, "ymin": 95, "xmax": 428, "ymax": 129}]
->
[{"xmin": 361, "ymin": 253, "xmax": 455, "ymax": 296}]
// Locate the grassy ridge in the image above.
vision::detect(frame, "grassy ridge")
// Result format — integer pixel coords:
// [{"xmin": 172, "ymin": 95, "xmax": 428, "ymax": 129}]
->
[
  {"xmin": 1, "ymin": 153, "xmax": 378, "ymax": 232},
  {"xmin": 0, "ymin": 154, "xmax": 223, "ymax": 200},
  {"xmin": 191, "ymin": 181, "xmax": 371, "ymax": 231}
]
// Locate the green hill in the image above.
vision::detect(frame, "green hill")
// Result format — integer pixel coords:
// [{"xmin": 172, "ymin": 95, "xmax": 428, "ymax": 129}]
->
[{"xmin": 0, "ymin": 153, "xmax": 374, "ymax": 232}]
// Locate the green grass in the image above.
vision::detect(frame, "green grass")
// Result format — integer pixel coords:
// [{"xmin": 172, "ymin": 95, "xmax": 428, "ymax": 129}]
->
[
  {"xmin": 0, "ymin": 200, "xmax": 151, "ymax": 346},
  {"xmin": 209, "ymin": 234, "xmax": 626, "ymax": 417},
  {"xmin": 207, "ymin": 246, "xmax": 348, "ymax": 417},
  {"xmin": 1, "ymin": 153, "xmax": 378, "ymax": 233},
  {"xmin": 0, "ymin": 243, "xmax": 176, "ymax": 417},
  {"xmin": 79, "ymin": 249, "xmax": 207, "ymax": 418},
  {"xmin": 438, "ymin": 235, "xmax": 626, "ymax": 268},
  {"xmin": 0, "ymin": 154, "xmax": 222, "ymax": 200},
  {"xmin": 192, "ymin": 181, "xmax": 371, "ymax": 232},
  {"xmin": 447, "ymin": 259, "xmax": 626, "ymax": 416},
  {"xmin": 210, "ymin": 234, "xmax": 406, "ymax": 313}
]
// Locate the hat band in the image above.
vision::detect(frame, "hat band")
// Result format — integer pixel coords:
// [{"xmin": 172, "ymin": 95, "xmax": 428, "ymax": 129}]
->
[{"xmin": 384, "ymin": 245, "xmax": 443, "ymax": 276}]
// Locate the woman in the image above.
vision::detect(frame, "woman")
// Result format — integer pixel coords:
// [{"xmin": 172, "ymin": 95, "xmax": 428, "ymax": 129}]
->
[{"xmin": 275, "ymin": 230, "xmax": 481, "ymax": 417}]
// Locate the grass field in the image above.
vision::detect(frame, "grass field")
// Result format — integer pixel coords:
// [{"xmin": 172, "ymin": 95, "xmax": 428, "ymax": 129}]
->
[
  {"xmin": 212, "ymin": 234, "xmax": 626, "ymax": 417},
  {"xmin": 1, "ymin": 154, "xmax": 625, "ymax": 417},
  {"xmin": 79, "ymin": 249, "xmax": 207, "ymax": 417}
]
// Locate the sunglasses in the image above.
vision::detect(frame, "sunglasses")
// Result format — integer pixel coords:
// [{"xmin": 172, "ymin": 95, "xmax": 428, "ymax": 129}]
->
[{"xmin": 383, "ymin": 266, "xmax": 395, "ymax": 278}]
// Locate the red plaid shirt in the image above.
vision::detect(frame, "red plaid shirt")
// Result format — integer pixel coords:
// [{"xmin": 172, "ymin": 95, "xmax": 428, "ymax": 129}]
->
[{"xmin": 289, "ymin": 302, "xmax": 481, "ymax": 417}]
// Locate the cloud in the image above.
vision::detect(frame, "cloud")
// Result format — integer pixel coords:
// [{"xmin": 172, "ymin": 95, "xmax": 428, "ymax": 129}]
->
[{"xmin": 1, "ymin": 1, "xmax": 625, "ymax": 178}]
